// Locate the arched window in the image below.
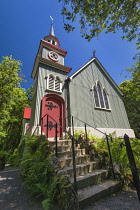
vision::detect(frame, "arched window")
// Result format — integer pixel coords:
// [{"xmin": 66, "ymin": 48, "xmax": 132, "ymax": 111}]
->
[
  {"xmin": 46, "ymin": 74, "xmax": 62, "ymax": 92},
  {"xmin": 93, "ymin": 81, "xmax": 110, "ymax": 110},
  {"xmin": 48, "ymin": 74, "xmax": 54, "ymax": 90},
  {"xmin": 97, "ymin": 83, "xmax": 104, "ymax": 108},
  {"xmin": 93, "ymin": 87, "xmax": 100, "ymax": 107},
  {"xmin": 103, "ymin": 89, "xmax": 109, "ymax": 109},
  {"xmin": 55, "ymin": 76, "xmax": 61, "ymax": 92}
]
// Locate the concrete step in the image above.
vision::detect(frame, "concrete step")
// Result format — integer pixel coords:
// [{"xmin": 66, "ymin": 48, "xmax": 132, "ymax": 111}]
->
[
  {"xmin": 59, "ymin": 155, "xmax": 90, "ymax": 168},
  {"xmin": 57, "ymin": 149, "xmax": 85, "ymax": 158},
  {"xmin": 57, "ymin": 161, "xmax": 100, "ymax": 177},
  {"xmin": 78, "ymin": 180, "xmax": 122, "ymax": 208},
  {"xmin": 71, "ymin": 169, "xmax": 110, "ymax": 190},
  {"xmin": 52, "ymin": 145, "xmax": 72, "ymax": 152},
  {"xmin": 48, "ymin": 139, "xmax": 72, "ymax": 147}
]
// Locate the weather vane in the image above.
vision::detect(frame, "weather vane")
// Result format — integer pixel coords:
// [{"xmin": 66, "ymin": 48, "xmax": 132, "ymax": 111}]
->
[{"xmin": 93, "ymin": 49, "xmax": 96, "ymax": 57}]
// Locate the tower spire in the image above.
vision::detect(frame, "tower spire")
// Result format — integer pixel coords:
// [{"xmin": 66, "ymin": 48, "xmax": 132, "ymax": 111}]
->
[{"xmin": 50, "ymin": 16, "xmax": 55, "ymax": 36}]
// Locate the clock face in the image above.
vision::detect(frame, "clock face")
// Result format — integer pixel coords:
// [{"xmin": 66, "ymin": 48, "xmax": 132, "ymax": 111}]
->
[{"xmin": 48, "ymin": 51, "xmax": 59, "ymax": 62}]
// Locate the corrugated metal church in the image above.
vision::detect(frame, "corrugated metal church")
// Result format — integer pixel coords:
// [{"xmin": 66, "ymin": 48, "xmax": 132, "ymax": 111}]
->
[{"xmin": 23, "ymin": 23, "xmax": 135, "ymax": 139}]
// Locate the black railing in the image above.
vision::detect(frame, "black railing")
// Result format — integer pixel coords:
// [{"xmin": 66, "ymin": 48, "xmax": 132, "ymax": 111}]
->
[
  {"xmin": 32, "ymin": 124, "xmax": 40, "ymax": 136},
  {"xmin": 65, "ymin": 115, "xmax": 115, "ymax": 179},
  {"xmin": 41, "ymin": 113, "xmax": 78, "ymax": 192},
  {"xmin": 124, "ymin": 134, "xmax": 140, "ymax": 203}
]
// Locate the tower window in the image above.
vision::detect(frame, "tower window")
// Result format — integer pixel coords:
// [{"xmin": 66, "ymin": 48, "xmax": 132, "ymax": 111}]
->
[
  {"xmin": 55, "ymin": 76, "xmax": 61, "ymax": 91},
  {"xmin": 52, "ymin": 40, "xmax": 55, "ymax": 45},
  {"xmin": 46, "ymin": 74, "xmax": 62, "ymax": 92},
  {"xmin": 93, "ymin": 81, "xmax": 110, "ymax": 110},
  {"xmin": 48, "ymin": 75, "xmax": 55, "ymax": 90}
]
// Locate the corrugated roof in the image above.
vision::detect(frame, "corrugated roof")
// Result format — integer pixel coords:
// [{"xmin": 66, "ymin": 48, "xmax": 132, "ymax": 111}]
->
[{"xmin": 23, "ymin": 107, "xmax": 32, "ymax": 119}]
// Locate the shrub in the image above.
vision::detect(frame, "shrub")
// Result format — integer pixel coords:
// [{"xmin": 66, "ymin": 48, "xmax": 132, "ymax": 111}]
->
[
  {"xmin": 19, "ymin": 135, "xmax": 58, "ymax": 209},
  {"xmin": 0, "ymin": 151, "xmax": 9, "ymax": 169}
]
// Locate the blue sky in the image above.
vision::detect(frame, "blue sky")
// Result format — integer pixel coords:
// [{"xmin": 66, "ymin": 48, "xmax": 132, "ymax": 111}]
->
[{"xmin": 0, "ymin": 0, "xmax": 137, "ymax": 90}]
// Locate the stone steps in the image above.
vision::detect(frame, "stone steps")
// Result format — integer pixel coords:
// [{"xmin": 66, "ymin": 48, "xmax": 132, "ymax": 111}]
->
[
  {"xmin": 57, "ymin": 149, "xmax": 85, "ymax": 158},
  {"xmin": 71, "ymin": 169, "xmax": 110, "ymax": 190},
  {"xmin": 78, "ymin": 180, "xmax": 122, "ymax": 208},
  {"xmin": 57, "ymin": 161, "xmax": 100, "ymax": 177},
  {"xmin": 48, "ymin": 139, "xmax": 72, "ymax": 147},
  {"xmin": 52, "ymin": 145, "xmax": 72, "ymax": 152},
  {"xmin": 49, "ymin": 138, "xmax": 122, "ymax": 207},
  {"xmin": 59, "ymin": 155, "xmax": 90, "ymax": 168}
]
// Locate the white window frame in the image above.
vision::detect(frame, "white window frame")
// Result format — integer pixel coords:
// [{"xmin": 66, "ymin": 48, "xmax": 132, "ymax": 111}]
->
[
  {"xmin": 93, "ymin": 81, "xmax": 111, "ymax": 111},
  {"xmin": 45, "ymin": 74, "xmax": 62, "ymax": 93}
]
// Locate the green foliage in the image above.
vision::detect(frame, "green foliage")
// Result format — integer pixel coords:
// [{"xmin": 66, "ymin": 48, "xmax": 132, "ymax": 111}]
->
[
  {"xmin": 59, "ymin": 0, "xmax": 139, "ymax": 44},
  {"xmin": 0, "ymin": 56, "xmax": 29, "ymax": 153},
  {"xmin": 120, "ymin": 60, "xmax": 140, "ymax": 139},
  {"xmin": 74, "ymin": 129, "xmax": 140, "ymax": 176},
  {"xmin": 0, "ymin": 151, "xmax": 10, "ymax": 169},
  {"xmin": 26, "ymin": 85, "xmax": 33, "ymax": 106},
  {"xmin": 97, "ymin": 137, "xmax": 140, "ymax": 175},
  {"xmin": 56, "ymin": 175, "xmax": 79, "ymax": 210},
  {"xmin": 19, "ymin": 135, "xmax": 58, "ymax": 209},
  {"xmin": 9, "ymin": 138, "xmax": 25, "ymax": 166}
]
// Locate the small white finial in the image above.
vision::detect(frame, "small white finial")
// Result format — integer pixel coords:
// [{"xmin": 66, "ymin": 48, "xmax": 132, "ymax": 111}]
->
[{"xmin": 50, "ymin": 16, "xmax": 54, "ymax": 21}]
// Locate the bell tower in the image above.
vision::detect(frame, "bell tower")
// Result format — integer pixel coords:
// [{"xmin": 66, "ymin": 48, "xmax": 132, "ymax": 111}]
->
[{"xmin": 29, "ymin": 20, "xmax": 71, "ymax": 136}]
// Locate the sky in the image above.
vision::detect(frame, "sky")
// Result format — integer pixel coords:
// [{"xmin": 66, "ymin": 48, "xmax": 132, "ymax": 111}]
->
[{"xmin": 0, "ymin": 0, "xmax": 137, "ymax": 90}]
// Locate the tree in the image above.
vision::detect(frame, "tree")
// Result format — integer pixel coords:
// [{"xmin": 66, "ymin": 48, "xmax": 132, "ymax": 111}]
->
[
  {"xmin": 0, "ymin": 56, "xmax": 28, "ymax": 152},
  {"xmin": 120, "ymin": 60, "xmax": 140, "ymax": 139},
  {"xmin": 59, "ymin": 0, "xmax": 139, "ymax": 43},
  {"xmin": 26, "ymin": 85, "xmax": 33, "ymax": 106}
]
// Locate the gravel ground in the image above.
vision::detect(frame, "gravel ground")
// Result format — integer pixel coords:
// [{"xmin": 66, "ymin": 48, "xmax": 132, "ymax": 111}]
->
[
  {"xmin": 83, "ymin": 190, "xmax": 140, "ymax": 210},
  {"xmin": 0, "ymin": 167, "xmax": 139, "ymax": 210},
  {"xmin": 0, "ymin": 167, "xmax": 43, "ymax": 210}
]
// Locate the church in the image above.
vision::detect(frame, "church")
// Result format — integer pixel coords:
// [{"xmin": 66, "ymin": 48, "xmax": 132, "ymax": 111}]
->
[{"xmin": 23, "ymin": 23, "xmax": 135, "ymax": 139}]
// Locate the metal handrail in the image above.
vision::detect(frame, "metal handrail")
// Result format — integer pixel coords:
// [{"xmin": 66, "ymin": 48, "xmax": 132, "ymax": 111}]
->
[
  {"xmin": 65, "ymin": 115, "xmax": 115, "ymax": 179},
  {"xmin": 32, "ymin": 124, "xmax": 39, "ymax": 136},
  {"xmin": 41, "ymin": 113, "xmax": 78, "ymax": 192},
  {"xmin": 65, "ymin": 115, "xmax": 111, "ymax": 137},
  {"xmin": 124, "ymin": 134, "xmax": 140, "ymax": 203}
]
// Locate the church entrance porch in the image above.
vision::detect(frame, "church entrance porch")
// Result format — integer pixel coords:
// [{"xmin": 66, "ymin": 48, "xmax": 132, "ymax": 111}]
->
[{"xmin": 41, "ymin": 94, "xmax": 65, "ymax": 137}]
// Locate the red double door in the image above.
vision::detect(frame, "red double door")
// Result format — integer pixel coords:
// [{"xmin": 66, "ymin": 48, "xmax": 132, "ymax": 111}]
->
[{"xmin": 41, "ymin": 94, "xmax": 65, "ymax": 137}]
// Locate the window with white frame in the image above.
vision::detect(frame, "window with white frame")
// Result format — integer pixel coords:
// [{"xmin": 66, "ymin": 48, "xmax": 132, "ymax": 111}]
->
[
  {"xmin": 46, "ymin": 74, "xmax": 62, "ymax": 92},
  {"xmin": 93, "ymin": 81, "xmax": 110, "ymax": 110}
]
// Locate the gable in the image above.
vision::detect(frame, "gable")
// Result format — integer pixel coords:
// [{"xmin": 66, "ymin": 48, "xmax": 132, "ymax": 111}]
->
[{"xmin": 69, "ymin": 57, "xmax": 123, "ymax": 96}]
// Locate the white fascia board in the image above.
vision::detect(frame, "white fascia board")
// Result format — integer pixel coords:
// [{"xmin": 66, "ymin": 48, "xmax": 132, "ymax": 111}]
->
[
  {"xmin": 69, "ymin": 56, "xmax": 123, "ymax": 96},
  {"xmin": 69, "ymin": 57, "xmax": 95, "ymax": 80}
]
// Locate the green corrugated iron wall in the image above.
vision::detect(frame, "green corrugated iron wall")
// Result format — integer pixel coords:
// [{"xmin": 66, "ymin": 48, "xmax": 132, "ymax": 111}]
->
[
  {"xmin": 68, "ymin": 60, "xmax": 130, "ymax": 129},
  {"xmin": 30, "ymin": 63, "xmax": 67, "ymax": 127}
]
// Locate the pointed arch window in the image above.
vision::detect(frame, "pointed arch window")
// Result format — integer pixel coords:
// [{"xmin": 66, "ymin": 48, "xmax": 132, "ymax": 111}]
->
[
  {"xmin": 48, "ymin": 74, "xmax": 55, "ymax": 90},
  {"xmin": 93, "ymin": 87, "xmax": 100, "ymax": 107},
  {"xmin": 97, "ymin": 83, "xmax": 105, "ymax": 108},
  {"xmin": 93, "ymin": 81, "xmax": 110, "ymax": 110},
  {"xmin": 103, "ymin": 89, "xmax": 109, "ymax": 109},
  {"xmin": 55, "ymin": 76, "xmax": 61, "ymax": 92},
  {"xmin": 46, "ymin": 74, "xmax": 62, "ymax": 92}
]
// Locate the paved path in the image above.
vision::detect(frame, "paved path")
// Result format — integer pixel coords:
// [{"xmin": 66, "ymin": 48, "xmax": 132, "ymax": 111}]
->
[
  {"xmin": 0, "ymin": 167, "xmax": 139, "ymax": 210},
  {"xmin": 83, "ymin": 189, "xmax": 140, "ymax": 210},
  {"xmin": 0, "ymin": 167, "xmax": 43, "ymax": 210}
]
